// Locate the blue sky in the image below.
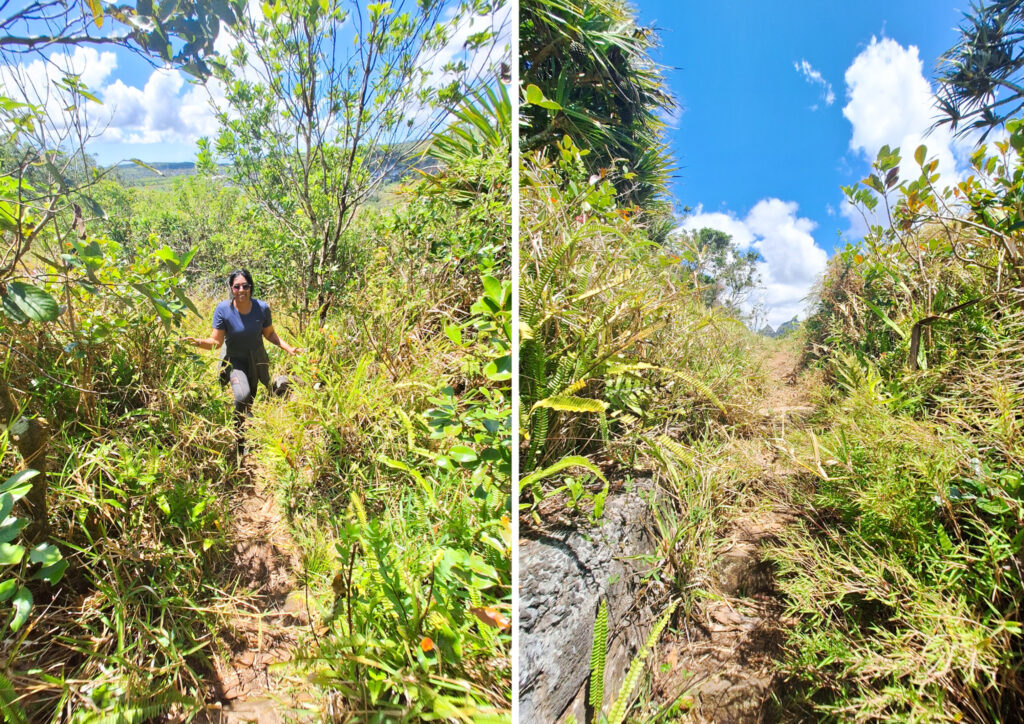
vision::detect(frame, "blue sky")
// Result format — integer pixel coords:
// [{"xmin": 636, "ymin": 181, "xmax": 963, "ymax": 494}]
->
[
  {"xmin": 0, "ymin": 1, "xmax": 509, "ymax": 167},
  {"xmin": 640, "ymin": 1, "xmax": 979, "ymax": 326}
]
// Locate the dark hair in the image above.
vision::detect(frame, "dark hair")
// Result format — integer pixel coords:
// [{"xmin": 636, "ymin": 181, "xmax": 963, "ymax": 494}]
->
[{"xmin": 227, "ymin": 269, "xmax": 254, "ymax": 294}]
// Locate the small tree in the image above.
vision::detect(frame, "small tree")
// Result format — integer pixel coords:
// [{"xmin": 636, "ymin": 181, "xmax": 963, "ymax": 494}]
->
[
  {"xmin": 671, "ymin": 227, "xmax": 761, "ymax": 315},
  {"xmin": 212, "ymin": 0, "xmax": 508, "ymax": 325}
]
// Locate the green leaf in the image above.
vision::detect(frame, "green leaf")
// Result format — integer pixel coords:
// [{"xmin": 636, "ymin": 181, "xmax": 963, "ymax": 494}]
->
[
  {"xmin": 32, "ymin": 559, "xmax": 68, "ymax": 584},
  {"xmin": 484, "ymin": 354, "xmax": 511, "ymax": 381},
  {"xmin": 0, "ymin": 516, "xmax": 27, "ymax": 544},
  {"xmin": 443, "ymin": 324, "xmax": 462, "ymax": 346},
  {"xmin": 914, "ymin": 144, "xmax": 927, "ymax": 166},
  {"xmin": 481, "ymin": 275, "xmax": 502, "ymax": 303},
  {"xmin": 524, "ymin": 84, "xmax": 561, "ymax": 110},
  {"xmin": 0, "ymin": 579, "xmax": 16, "ymax": 602},
  {"xmin": 449, "ymin": 446, "xmax": 478, "ymax": 464},
  {"xmin": 864, "ymin": 299, "xmax": 908, "ymax": 339},
  {"xmin": 28, "ymin": 543, "xmax": 60, "ymax": 566},
  {"xmin": 0, "ymin": 543, "xmax": 25, "ymax": 566},
  {"xmin": 0, "ymin": 470, "xmax": 38, "ymax": 495},
  {"xmin": 519, "ymin": 455, "xmax": 607, "ymax": 493},
  {"xmin": 9, "ymin": 585, "xmax": 32, "ymax": 632},
  {"xmin": 153, "ymin": 244, "xmax": 181, "ymax": 271},
  {"xmin": 2, "ymin": 282, "xmax": 59, "ymax": 323},
  {"xmin": 173, "ymin": 287, "xmax": 201, "ymax": 317}
]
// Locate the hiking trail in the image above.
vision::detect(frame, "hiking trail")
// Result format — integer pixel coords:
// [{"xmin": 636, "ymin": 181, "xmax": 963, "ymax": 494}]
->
[
  {"xmin": 197, "ymin": 460, "xmax": 314, "ymax": 723},
  {"xmin": 648, "ymin": 343, "xmax": 815, "ymax": 723}
]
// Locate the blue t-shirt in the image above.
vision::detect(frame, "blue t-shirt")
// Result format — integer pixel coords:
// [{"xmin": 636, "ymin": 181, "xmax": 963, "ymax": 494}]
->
[{"xmin": 213, "ymin": 299, "xmax": 272, "ymax": 359}]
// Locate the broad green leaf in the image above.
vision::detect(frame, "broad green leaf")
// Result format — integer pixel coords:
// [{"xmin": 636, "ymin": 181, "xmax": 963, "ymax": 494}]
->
[
  {"xmin": 484, "ymin": 354, "xmax": 511, "ymax": 381},
  {"xmin": 481, "ymin": 275, "xmax": 502, "ymax": 303},
  {"xmin": 0, "ymin": 579, "xmax": 16, "ymax": 601},
  {"xmin": 2, "ymin": 282, "xmax": 59, "ymax": 323},
  {"xmin": 28, "ymin": 542, "xmax": 61, "ymax": 566},
  {"xmin": 10, "ymin": 585, "xmax": 31, "ymax": 631},
  {"xmin": 0, "ymin": 543, "xmax": 25, "ymax": 565},
  {"xmin": 449, "ymin": 446, "xmax": 478, "ymax": 464},
  {"xmin": 914, "ymin": 144, "xmax": 927, "ymax": 166},
  {"xmin": 0, "ymin": 496, "xmax": 13, "ymax": 524},
  {"xmin": 524, "ymin": 84, "xmax": 561, "ymax": 110},
  {"xmin": 0, "ymin": 515, "xmax": 27, "ymax": 544},
  {"xmin": 32, "ymin": 559, "xmax": 68, "ymax": 584},
  {"xmin": 173, "ymin": 287, "xmax": 201, "ymax": 317},
  {"xmin": 0, "ymin": 470, "xmax": 38, "ymax": 495},
  {"xmin": 443, "ymin": 324, "xmax": 462, "ymax": 346},
  {"xmin": 153, "ymin": 245, "xmax": 181, "ymax": 270}
]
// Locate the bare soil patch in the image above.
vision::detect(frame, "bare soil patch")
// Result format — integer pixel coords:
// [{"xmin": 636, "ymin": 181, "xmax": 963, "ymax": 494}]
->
[{"xmin": 198, "ymin": 464, "xmax": 314, "ymax": 723}]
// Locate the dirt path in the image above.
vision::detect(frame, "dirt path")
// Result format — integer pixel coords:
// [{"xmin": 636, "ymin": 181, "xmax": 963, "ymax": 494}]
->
[
  {"xmin": 647, "ymin": 344, "xmax": 813, "ymax": 723},
  {"xmin": 199, "ymin": 463, "xmax": 313, "ymax": 723}
]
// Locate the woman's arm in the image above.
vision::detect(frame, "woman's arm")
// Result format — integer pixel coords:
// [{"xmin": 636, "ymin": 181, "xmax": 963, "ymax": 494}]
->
[
  {"xmin": 263, "ymin": 324, "xmax": 300, "ymax": 356},
  {"xmin": 183, "ymin": 328, "xmax": 225, "ymax": 351}
]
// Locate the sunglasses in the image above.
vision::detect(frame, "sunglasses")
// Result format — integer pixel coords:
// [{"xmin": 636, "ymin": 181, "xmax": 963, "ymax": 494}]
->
[{"xmin": 232, "ymin": 283, "xmax": 251, "ymax": 291}]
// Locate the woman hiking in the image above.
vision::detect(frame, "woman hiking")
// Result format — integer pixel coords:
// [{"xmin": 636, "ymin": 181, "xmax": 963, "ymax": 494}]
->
[{"xmin": 182, "ymin": 269, "xmax": 300, "ymax": 452}]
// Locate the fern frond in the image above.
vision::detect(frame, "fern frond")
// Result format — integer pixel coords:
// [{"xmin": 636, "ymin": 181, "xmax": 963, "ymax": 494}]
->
[
  {"xmin": 607, "ymin": 600, "xmax": 679, "ymax": 724},
  {"xmin": 0, "ymin": 670, "xmax": 26, "ymax": 724},
  {"xmin": 526, "ymin": 406, "xmax": 548, "ymax": 470},
  {"xmin": 558, "ymin": 377, "xmax": 592, "ymax": 396},
  {"xmin": 532, "ymin": 395, "xmax": 609, "ymax": 414},
  {"xmin": 656, "ymin": 434, "xmax": 696, "ymax": 468},
  {"xmin": 589, "ymin": 599, "xmax": 609, "ymax": 712},
  {"xmin": 605, "ymin": 361, "xmax": 727, "ymax": 414},
  {"xmin": 519, "ymin": 455, "xmax": 607, "ymax": 493}
]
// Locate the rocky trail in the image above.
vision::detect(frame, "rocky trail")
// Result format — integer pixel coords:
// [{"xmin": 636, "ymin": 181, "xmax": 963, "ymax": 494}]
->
[
  {"xmin": 197, "ymin": 460, "xmax": 314, "ymax": 723},
  {"xmin": 647, "ymin": 345, "xmax": 816, "ymax": 723}
]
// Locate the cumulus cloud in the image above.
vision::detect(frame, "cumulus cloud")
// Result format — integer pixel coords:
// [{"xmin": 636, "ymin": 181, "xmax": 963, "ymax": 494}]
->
[
  {"xmin": 0, "ymin": 46, "xmax": 118, "ymax": 128},
  {"xmin": 0, "ymin": 44, "xmax": 221, "ymax": 155},
  {"xmin": 676, "ymin": 199, "xmax": 828, "ymax": 327},
  {"xmin": 795, "ymin": 59, "xmax": 835, "ymax": 108},
  {"xmin": 842, "ymin": 36, "xmax": 976, "ymax": 187},
  {"xmin": 87, "ymin": 68, "xmax": 219, "ymax": 146}
]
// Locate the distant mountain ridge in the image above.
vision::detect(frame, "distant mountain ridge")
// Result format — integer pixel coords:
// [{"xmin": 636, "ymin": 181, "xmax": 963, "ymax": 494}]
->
[
  {"xmin": 106, "ymin": 146, "xmax": 440, "ymax": 187},
  {"xmin": 760, "ymin": 316, "xmax": 800, "ymax": 338}
]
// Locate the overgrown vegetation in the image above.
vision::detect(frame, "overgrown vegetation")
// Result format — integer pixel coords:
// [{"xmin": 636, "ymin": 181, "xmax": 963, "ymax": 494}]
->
[
  {"xmin": 772, "ymin": 129, "xmax": 1024, "ymax": 721},
  {"xmin": 0, "ymin": 1, "xmax": 509, "ymax": 720},
  {"xmin": 518, "ymin": 1, "xmax": 770, "ymax": 718}
]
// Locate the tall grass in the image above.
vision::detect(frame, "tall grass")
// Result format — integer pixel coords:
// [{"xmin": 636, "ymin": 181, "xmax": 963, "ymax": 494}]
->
[{"xmin": 774, "ymin": 140, "xmax": 1024, "ymax": 720}]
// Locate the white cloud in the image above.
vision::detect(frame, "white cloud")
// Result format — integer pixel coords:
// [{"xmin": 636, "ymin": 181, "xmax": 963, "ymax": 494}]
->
[
  {"xmin": 675, "ymin": 199, "xmax": 828, "ymax": 327},
  {"xmin": 842, "ymin": 36, "xmax": 975, "ymax": 188},
  {"xmin": 0, "ymin": 44, "xmax": 222, "ymax": 156},
  {"xmin": 420, "ymin": 3, "xmax": 511, "ymax": 84},
  {"xmin": 0, "ymin": 47, "xmax": 118, "ymax": 133},
  {"xmin": 795, "ymin": 59, "xmax": 835, "ymax": 108},
  {"xmin": 87, "ymin": 68, "xmax": 219, "ymax": 147}
]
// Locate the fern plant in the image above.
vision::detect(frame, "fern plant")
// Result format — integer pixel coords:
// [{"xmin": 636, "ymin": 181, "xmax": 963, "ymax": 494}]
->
[
  {"xmin": 589, "ymin": 599, "xmax": 609, "ymax": 713},
  {"xmin": 607, "ymin": 600, "xmax": 678, "ymax": 724}
]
